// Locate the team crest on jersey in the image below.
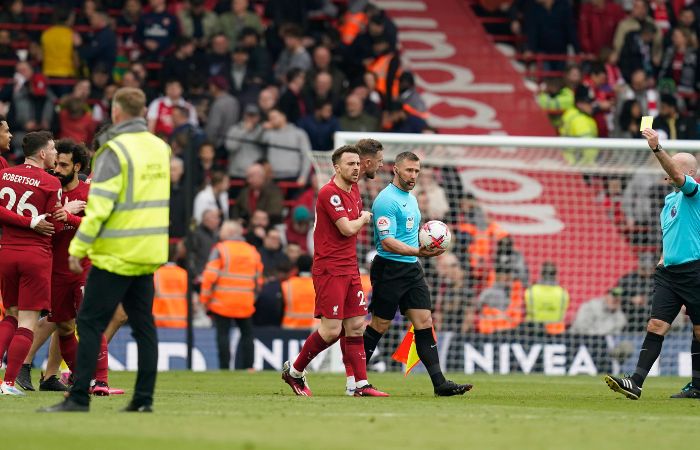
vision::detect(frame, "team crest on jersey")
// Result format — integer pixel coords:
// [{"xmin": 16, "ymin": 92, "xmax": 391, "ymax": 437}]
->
[
  {"xmin": 332, "ymin": 305, "xmax": 339, "ymax": 315},
  {"xmin": 377, "ymin": 216, "xmax": 390, "ymax": 231},
  {"xmin": 330, "ymin": 194, "xmax": 341, "ymax": 206}
]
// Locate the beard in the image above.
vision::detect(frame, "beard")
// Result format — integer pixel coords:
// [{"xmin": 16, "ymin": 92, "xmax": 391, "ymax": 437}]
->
[{"xmin": 55, "ymin": 173, "xmax": 73, "ymax": 187}]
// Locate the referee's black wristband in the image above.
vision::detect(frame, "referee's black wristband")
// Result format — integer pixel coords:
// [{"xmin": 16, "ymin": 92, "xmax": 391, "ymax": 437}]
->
[{"xmin": 653, "ymin": 144, "xmax": 662, "ymax": 153}]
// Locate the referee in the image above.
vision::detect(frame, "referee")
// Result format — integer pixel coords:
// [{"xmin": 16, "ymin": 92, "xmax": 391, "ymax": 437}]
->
[
  {"xmin": 41, "ymin": 87, "xmax": 171, "ymax": 412},
  {"xmin": 605, "ymin": 128, "xmax": 700, "ymax": 400},
  {"xmin": 365, "ymin": 151, "xmax": 472, "ymax": 396}
]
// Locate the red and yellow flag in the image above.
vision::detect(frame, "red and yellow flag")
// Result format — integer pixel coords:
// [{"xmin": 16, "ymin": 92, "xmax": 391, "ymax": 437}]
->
[{"xmin": 391, "ymin": 325, "xmax": 437, "ymax": 375}]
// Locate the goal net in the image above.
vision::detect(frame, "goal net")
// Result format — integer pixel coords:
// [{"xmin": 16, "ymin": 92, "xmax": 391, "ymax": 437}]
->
[{"xmin": 306, "ymin": 132, "xmax": 698, "ymax": 377}]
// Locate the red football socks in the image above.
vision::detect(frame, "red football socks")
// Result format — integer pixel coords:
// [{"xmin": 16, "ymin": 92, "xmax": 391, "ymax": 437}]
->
[
  {"xmin": 0, "ymin": 315, "xmax": 18, "ymax": 359},
  {"xmin": 94, "ymin": 335, "xmax": 109, "ymax": 383},
  {"xmin": 293, "ymin": 331, "xmax": 330, "ymax": 373},
  {"xmin": 4, "ymin": 327, "xmax": 34, "ymax": 384},
  {"xmin": 340, "ymin": 335, "xmax": 355, "ymax": 377},
  {"xmin": 344, "ymin": 336, "xmax": 368, "ymax": 384},
  {"xmin": 58, "ymin": 333, "xmax": 79, "ymax": 372}
]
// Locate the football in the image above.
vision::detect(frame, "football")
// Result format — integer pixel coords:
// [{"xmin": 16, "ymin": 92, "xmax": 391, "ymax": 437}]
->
[{"xmin": 419, "ymin": 220, "xmax": 451, "ymax": 250}]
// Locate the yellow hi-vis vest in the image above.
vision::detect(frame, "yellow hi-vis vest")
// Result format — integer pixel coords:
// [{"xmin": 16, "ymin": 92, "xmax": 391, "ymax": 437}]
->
[
  {"xmin": 524, "ymin": 284, "xmax": 569, "ymax": 334},
  {"xmin": 69, "ymin": 130, "xmax": 171, "ymax": 275}
]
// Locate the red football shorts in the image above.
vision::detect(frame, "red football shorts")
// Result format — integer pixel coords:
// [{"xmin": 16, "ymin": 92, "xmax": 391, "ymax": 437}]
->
[
  {"xmin": 313, "ymin": 272, "xmax": 367, "ymax": 319},
  {"xmin": 48, "ymin": 277, "xmax": 83, "ymax": 323},
  {"xmin": 0, "ymin": 246, "xmax": 51, "ymax": 311}
]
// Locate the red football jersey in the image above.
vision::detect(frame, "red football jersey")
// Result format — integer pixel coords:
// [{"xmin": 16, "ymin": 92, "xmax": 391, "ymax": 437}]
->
[
  {"xmin": 312, "ymin": 177, "xmax": 363, "ymax": 276},
  {"xmin": 0, "ymin": 155, "xmax": 8, "ymax": 170},
  {"xmin": 0, "ymin": 165, "xmax": 62, "ymax": 250},
  {"xmin": 52, "ymin": 180, "xmax": 90, "ymax": 279}
]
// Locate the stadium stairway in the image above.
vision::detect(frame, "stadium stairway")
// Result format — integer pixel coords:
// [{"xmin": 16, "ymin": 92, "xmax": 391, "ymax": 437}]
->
[{"xmin": 379, "ymin": 0, "xmax": 555, "ymax": 136}]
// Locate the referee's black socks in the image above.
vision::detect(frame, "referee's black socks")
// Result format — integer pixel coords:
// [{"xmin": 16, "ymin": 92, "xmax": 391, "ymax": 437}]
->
[
  {"xmin": 363, "ymin": 326, "xmax": 383, "ymax": 362},
  {"xmin": 632, "ymin": 332, "xmax": 665, "ymax": 387},
  {"xmin": 414, "ymin": 327, "xmax": 446, "ymax": 388},
  {"xmin": 692, "ymin": 337, "xmax": 700, "ymax": 388}
]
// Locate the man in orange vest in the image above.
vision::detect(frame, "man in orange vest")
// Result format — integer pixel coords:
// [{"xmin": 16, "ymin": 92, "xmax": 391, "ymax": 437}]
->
[
  {"xmin": 153, "ymin": 248, "xmax": 188, "ymax": 328},
  {"xmin": 281, "ymin": 254, "xmax": 316, "ymax": 330},
  {"xmin": 366, "ymin": 37, "xmax": 401, "ymax": 105},
  {"xmin": 200, "ymin": 220, "xmax": 263, "ymax": 370},
  {"xmin": 476, "ymin": 261, "xmax": 525, "ymax": 334}
]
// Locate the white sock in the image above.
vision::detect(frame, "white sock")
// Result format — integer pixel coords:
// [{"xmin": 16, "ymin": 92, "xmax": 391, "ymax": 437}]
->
[
  {"xmin": 356, "ymin": 379, "xmax": 369, "ymax": 388},
  {"xmin": 346, "ymin": 376, "xmax": 356, "ymax": 390},
  {"xmin": 290, "ymin": 365, "xmax": 304, "ymax": 378}
]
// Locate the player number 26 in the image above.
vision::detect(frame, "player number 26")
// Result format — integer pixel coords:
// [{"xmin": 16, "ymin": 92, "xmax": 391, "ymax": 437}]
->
[{"xmin": 0, "ymin": 187, "xmax": 40, "ymax": 217}]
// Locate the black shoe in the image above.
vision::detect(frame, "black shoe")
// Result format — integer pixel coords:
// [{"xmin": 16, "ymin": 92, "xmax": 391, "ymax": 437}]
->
[
  {"xmin": 15, "ymin": 364, "xmax": 35, "ymax": 391},
  {"xmin": 604, "ymin": 374, "xmax": 642, "ymax": 400},
  {"xmin": 39, "ymin": 374, "xmax": 69, "ymax": 392},
  {"xmin": 670, "ymin": 382, "xmax": 700, "ymax": 399},
  {"xmin": 122, "ymin": 402, "xmax": 153, "ymax": 413},
  {"xmin": 434, "ymin": 380, "xmax": 473, "ymax": 397},
  {"xmin": 37, "ymin": 398, "xmax": 89, "ymax": 413}
]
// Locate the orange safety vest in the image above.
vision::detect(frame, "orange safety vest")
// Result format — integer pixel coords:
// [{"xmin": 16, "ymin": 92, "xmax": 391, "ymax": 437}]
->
[
  {"xmin": 281, "ymin": 274, "xmax": 316, "ymax": 329},
  {"xmin": 339, "ymin": 11, "xmax": 367, "ymax": 45},
  {"xmin": 152, "ymin": 263, "xmax": 188, "ymax": 328},
  {"xmin": 367, "ymin": 53, "xmax": 401, "ymax": 98},
  {"xmin": 457, "ymin": 222, "xmax": 509, "ymax": 270},
  {"xmin": 200, "ymin": 240, "xmax": 263, "ymax": 318},
  {"xmin": 477, "ymin": 279, "xmax": 524, "ymax": 334}
]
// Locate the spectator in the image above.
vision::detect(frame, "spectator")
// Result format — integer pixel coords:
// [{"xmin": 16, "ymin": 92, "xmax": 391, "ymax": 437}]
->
[
  {"xmin": 366, "ymin": 37, "xmax": 401, "ymax": 105},
  {"xmin": 619, "ymin": 21, "xmax": 659, "ymax": 83},
  {"xmin": 564, "ymin": 64, "xmax": 583, "ymax": 93},
  {"xmin": 257, "ymin": 85, "xmax": 279, "ymax": 119},
  {"xmin": 200, "ymin": 220, "xmax": 262, "ymax": 369},
  {"xmin": 569, "ymin": 287, "xmax": 627, "ymax": 335},
  {"xmin": 0, "ymin": 0, "xmax": 30, "ymax": 41},
  {"xmin": 253, "ymin": 259, "xmax": 290, "ymax": 327},
  {"xmin": 583, "ymin": 62, "xmax": 615, "ymax": 138},
  {"xmin": 412, "ymin": 166, "xmax": 450, "ymax": 221},
  {"xmin": 238, "ymin": 27, "xmax": 273, "ymax": 85},
  {"xmin": 616, "ymin": 69, "xmax": 660, "ymax": 121},
  {"xmin": 230, "ymin": 163, "xmax": 284, "ymax": 225},
  {"xmin": 601, "ymin": 47, "xmax": 625, "ymax": 88},
  {"xmin": 88, "ymin": 64, "xmax": 111, "ymax": 102},
  {"xmin": 40, "ymin": 8, "xmax": 76, "ymax": 82},
  {"xmin": 178, "ymin": 0, "xmax": 221, "ymax": 49},
  {"xmin": 349, "ymin": 9, "xmax": 398, "ymax": 65},
  {"xmin": 0, "ymin": 30, "xmax": 17, "ymax": 78},
  {"xmin": 298, "ymin": 99, "xmax": 339, "ymax": 151},
  {"xmin": 303, "ymin": 70, "xmax": 338, "ymax": 116},
  {"xmin": 147, "ymin": 79, "xmax": 198, "ymax": 137},
  {"xmin": 559, "ymin": 87, "xmax": 598, "ymax": 164},
  {"xmin": 578, "ymin": 0, "xmax": 626, "ymax": 56},
  {"xmin": 399, "ymin": 71, "xmax": 428, "ymax": 118},
  {"xmin": 476, "ymin": 263, "xmax": 524, "ymax": 334},
  {"xmin": 281, "ymin": 254, "xmax": 317, "ymax": 330},
  {"xmin": 185, "ymin": 208, "xmax": 221, "ymax": 290},
  {"xmin": 57, "ymin": 95, "xmax": 96, "ymax": 145},
  {"xmin": 495, "ymin": 236, "xmax": 530, "ymax": 285},
  {"xmin": 136, "ymin": 0, "xmax": 181, "ymax": 60},
  {"xmin": 654, "ymin": 94, "xmax": 697, "ymax": 140},
  {"xmin": 339, "ymin": 94, "xmax": 380, "ymax": 132},
  {"xmin": 613, "ymin": 0, "xmax": 663, "ymax": 64},
  {"xmin": 278, "ymin": 68, "xmax": 307, "ymax": 124},
  {"xmin": 285, "ymin": 205, "xmax": 313, "ymax": 253},
  {"xmin": 384, "ymin": 101, "xmax": 428, "ymax": 133},
  {"xmin": 206, "ymin": 76, "xmax": 240, "ymax": 150},
  {"xmin": 169, "ymin": 156, "xmax": 188, "ymax": 239},
  {"xmin": 117, "ymin": 0, "xmax": 142, "ymax": 29},
  {"xmin": 244, "ymin": 209, "xmax": 270, "ymax": 248},
  {"xmin": 161, "ymin": 37, "xmax": 200, "ymax": 91},
  {"xmin": 193, "ymin": 170, "xmax": 230, "ymax": 224},
  {"xmin": 169, "ymin": 105, "xmax": 206, "ymax": 158},
  {"xmin": 206, "ymin": 33, "xmax": 231, "ymax": 78},
  {"xmin": 617, "ymin": 252, "xmax": 656, "ymax": 332},
  {"xmin": 0, "ymin": 62, "xmax": 55, "ymax": 154},
  {"xmin": 291, "ymin": 171, "xmax": 320, "ymax": 222},
  {"xmin": 285, "ymin": 242, "xmax": 303, "ymax": 268},
  {"xmin": 75, "ymin": 11, "xmax": 118, "ymax": 75},
  {"xmin": 523, "ymin": 0, "xmax": 579, "ymax": 72},
  {"xmin": 228, "ymin": 45, "xmax": 261, "ymax": 104},
  {"xmin": 274, "ymin": 24, "xmax": 312, "ymax": 82},
  {"xmin": 658, "ymin": 27, "xmax": 699, "ymax": 95},
  {"xmin": 219, "ymin": 0, "xmax": 264, "ymax": 46},
  {"xmin": 261, "ymin": 108, "xmax": 312, "ymax": 184},
  {"xmin": 537, "ymin": 77, "xmax": 574, "ymax": 128},
  {"xmin": 258, "ymin": 227, "xmax": 290, "ymax": 277},
  {"xmin": 225, "ymin": 104, "xmax": 264, "ymax": 179},
  {"xmin": 433, "ymin": 252, "xmax": 474, "ymax": 333},
  {"xmin": 306, "ymin": 45, "xmax": 347, "ymax": 99},
  {"xmin": 524, "ymin": 261, "xmax": 569, "ymax": 335}
]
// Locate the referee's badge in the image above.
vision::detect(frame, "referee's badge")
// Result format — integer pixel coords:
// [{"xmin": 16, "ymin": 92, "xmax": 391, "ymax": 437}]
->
[
  {"xmin": 406, "ymin": 216, "xmax": 414, "ymax": 230},
  {"xmin": 330, "ymin": 194, "xmax": 341, "ymax": 206},
  {"xmin": 377, "ymin": 216, "xmax": 390, "ymax": 231}
]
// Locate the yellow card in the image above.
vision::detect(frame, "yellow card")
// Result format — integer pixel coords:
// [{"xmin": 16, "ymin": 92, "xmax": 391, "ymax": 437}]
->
[{"xmin": 640, "ymin": 116, "xmax": 653, "ymax": 131}]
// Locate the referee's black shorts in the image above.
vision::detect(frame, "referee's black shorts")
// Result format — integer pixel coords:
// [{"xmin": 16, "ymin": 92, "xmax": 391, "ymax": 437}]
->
[
  {"xmin": 651, "ymin": 259, "xmax": 700, "ymax": 325},
  {"xmin": 368, "ymin": 255, "xmax": 432, "ymax": 320}
]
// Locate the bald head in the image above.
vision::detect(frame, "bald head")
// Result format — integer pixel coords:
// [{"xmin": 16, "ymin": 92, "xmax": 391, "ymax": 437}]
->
[
  {"xmin": 673, "ymin": 152, "xmax": 698, "ymax": 176},
  {"xmin": 220, "ymin": 220, "xmax": 243, "ymax": 240}
]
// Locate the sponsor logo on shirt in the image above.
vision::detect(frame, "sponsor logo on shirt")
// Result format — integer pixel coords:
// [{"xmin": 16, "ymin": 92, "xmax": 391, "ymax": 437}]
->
[
  {"xmin": 377, "ymin": 216, "xmax": 390, "ymax": 231},
  {"xmin": 330, "ymin": 194, "xmax": 341, "ymax": 206},
  {"xmin": 406, "ymin": 216, "xmax": 414, "ymax": 230}
]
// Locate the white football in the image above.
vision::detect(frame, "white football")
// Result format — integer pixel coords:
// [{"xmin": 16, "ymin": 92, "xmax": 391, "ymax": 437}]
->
[{"xmin": 419, "ymin": 220, "xmax": 451, "ymax": 250}]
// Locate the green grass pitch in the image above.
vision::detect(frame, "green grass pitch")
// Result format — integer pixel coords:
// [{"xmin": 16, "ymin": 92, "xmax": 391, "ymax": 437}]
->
[{"xmin": 1, "ymin": 371, "xmax": 698, "ymax": 450}]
